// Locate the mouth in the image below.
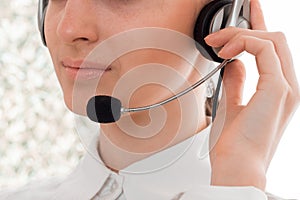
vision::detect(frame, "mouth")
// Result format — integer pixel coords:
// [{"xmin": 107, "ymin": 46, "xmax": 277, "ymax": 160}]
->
[{"xmin": 62, "ymin": 58, "xmax": 112, "ymax": 81}]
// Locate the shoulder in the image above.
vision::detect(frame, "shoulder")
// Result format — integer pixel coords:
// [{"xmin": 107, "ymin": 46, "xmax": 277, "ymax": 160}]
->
[
  {"xmin": 0, "ymin": 148, "xmax": 110, "ymax": 200},
  {"xmin": 0, "ymin": 177, "xmax": 64, "ymax": 200},
  {"xmin": 266, "ymin": 192, "xmax": 290, "ymax": 200}
]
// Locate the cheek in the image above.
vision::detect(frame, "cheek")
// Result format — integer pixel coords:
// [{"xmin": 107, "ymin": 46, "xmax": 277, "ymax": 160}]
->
[
  {"xmin": 158, "ymin": 0, "xmax": 198, "ymax": 36},
  {"xmin": 44, "ymin": 5, "xmax": 58, "ymax": 47},
  {"xmin": 116, "ymin": 1, "xmax": 198, "ymax": 38},
  {"xmin": 44, "ymin": 14, "xmax": 74, "ymax": 111},
  {"xmin": 44, "ymin": 9, "xmax": 60, "ymax": 73},
  {"xmin": 44, "ymin": 8, "xmax": 64, "ymax": 82}
]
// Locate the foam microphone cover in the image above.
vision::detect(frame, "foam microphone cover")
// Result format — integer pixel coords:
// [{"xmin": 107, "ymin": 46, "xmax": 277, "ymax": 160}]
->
[{"xmin": 86, "ymin": 95, "xmax": 122, "ymax": 123}]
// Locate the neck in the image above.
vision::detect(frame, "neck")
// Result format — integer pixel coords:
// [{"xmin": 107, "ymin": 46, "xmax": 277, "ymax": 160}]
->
[
  {"xmin": 98, "ymin": 56, "xmax": 211, "ymax": 171},
  {"xmin": 98, "ymin": 87, "xmax": 208, "ymax": 171}
]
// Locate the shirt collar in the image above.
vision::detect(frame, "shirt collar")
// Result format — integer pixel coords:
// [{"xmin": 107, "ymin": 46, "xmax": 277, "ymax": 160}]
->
[
  {"xmin": 54, "ymin": 133, "xmax": 111, "ymax": 200},
  {"xmin": 57, "ymin": 120, "xmax": 212, "ymax": 199},
  {"xmin": 119, "ymin": 123, "xmax": 212, "ymax": 199}
]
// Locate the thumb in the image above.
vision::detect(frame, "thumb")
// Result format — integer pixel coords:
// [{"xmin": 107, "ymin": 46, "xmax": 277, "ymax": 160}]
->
[
  {"xmin": 222, "ymin": 59, "xmax": 246, "ymax": 108},
  {"xmin": 209, "ymin": 60, "xmax": 246, "ymax": 155}
]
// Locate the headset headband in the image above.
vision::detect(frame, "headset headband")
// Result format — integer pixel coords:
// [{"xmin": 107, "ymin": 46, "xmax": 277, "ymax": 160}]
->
[{"xmin": 38, "ymin": 0, "xmax": 49, "ymax": 46}]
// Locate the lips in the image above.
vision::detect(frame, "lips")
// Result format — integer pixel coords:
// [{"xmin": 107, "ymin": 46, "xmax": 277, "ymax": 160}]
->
[{"xmin": 61, "ymin": 58, "xmax": 111, "ymax": 81}]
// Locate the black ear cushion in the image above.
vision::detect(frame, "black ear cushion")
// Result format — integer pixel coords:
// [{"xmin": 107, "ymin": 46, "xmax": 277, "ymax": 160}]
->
[
  {"xmin": 194, "ymin": 0, "xmax": 232, "ymax": 63},
  {"xmin": 38, "ymin": 0, "xmax": 49, "ymax": 46}
]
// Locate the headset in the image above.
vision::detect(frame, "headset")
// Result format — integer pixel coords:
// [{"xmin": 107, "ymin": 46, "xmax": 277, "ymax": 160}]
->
[
  {"xmin": 38, "ymin": 0, "xmax": 250, "ymax": 63},
  {"xmin": 195, "ymin": 0, "xmax": 250, "ymax": 62},
  {"xmin": 38, "ymin": 0, "xmax": 48, "ymax": 47}
]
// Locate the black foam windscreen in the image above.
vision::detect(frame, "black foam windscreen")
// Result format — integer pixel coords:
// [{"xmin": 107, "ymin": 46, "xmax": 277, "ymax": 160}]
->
[{"xmin": 86, "ymin": 96, "xmax": 122, "ymax": 123}]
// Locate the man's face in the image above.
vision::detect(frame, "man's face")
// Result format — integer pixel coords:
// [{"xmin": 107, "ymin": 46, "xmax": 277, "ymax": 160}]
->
[{"xmin": 44, "ymin": 0, "xmax": 207, "ymax": 115}]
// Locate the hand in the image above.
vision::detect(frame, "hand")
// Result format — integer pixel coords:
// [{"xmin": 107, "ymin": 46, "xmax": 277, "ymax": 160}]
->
[{"xmin": 204, "ymin": 0, "xmax": 300, "ymax": 190}]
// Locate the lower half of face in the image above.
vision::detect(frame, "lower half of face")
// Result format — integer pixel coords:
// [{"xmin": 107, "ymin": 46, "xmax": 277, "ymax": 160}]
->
[
  {"xmin": 45, "ymin": 0, "xmax": 208, "ymax": 119},
  {"xmin": 51, "ymin": 49, "xmax": 205, "ymax": 117}
]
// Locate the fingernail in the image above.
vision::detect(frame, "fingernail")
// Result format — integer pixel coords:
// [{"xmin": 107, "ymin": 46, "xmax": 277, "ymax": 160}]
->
[
  {"xmin": 204, "ymin": 33, "xmax": 216, "ymax": 40},
  {"xmin": 204, "ymin": 35, "xmax": 211, "ymax": 41},
  {"xmin": 218, "ymin": 48, "xmax": 224, "ymax": 57}
]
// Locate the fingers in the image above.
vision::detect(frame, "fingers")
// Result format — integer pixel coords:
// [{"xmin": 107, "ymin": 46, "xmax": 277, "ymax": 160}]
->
[
  {"xmin": 205, "ymin": 29, "xmax": 293, "ymax": 79},
  {"xmin": 204, "ymin": 0, "xmax": 298, "ymax": 95},
  {"xmin": 205, "ymin": 29, "xmax": 297, "ymax": 91},
  {"xmin": 219, "ymin": 35, "xmax": 282, "ymax": 78}
]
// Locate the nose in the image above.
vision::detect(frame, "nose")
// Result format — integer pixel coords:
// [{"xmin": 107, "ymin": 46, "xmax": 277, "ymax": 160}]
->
[{"xmin": 56, "ymin": 0, "xmax": 98, "ymax": 45}]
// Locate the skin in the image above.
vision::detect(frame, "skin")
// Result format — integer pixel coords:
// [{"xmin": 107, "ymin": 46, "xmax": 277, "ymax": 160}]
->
[{"xmin": 44, "ymin": 0, "xmax": 300, "ymax": 191}]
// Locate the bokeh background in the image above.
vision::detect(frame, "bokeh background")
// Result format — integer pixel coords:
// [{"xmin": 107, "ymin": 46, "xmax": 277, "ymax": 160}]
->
[
  {"xmin": 0, "ymin": 0, "xmax": 85, "ymax": 189},
  {"xmin": 0, "ymin": 0, "xmax": 299, "ymax": 199}
]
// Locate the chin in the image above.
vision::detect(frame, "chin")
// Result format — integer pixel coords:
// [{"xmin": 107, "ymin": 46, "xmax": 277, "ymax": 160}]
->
[{"xmin": 63, "ymin": 94, "xmax": 88, "ymax": 116}]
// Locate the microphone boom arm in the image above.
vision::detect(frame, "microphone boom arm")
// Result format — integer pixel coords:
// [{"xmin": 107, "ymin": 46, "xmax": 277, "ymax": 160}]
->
[{"xmin": 121, "ymin": 59, "xmax": 231, "ymax": 114}]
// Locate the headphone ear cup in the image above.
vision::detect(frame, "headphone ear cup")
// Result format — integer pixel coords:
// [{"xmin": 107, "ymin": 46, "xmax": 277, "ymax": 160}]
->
[
  {"xmin": 194, "ymin": 0, "xmax": 232, "ymax": 63},
  {"xmin": 38, "ymin": 0, "xmax": 48, "ymax": 46}
]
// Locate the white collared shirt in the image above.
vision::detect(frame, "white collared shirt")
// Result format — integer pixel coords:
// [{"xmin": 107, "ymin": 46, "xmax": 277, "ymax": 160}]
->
[{"xmin": 0, "ymin": 125, "xmax": 286, "ymax": 200}]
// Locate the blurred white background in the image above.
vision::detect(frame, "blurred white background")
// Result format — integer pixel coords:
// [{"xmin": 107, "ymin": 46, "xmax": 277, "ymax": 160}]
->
[
  {"xmin": 0, "ymin": 0, "xmax": 85, "ymax": 190},
  {"xmin": 0, "ymin": 0, "xmax": 299, "ymax": 199}
]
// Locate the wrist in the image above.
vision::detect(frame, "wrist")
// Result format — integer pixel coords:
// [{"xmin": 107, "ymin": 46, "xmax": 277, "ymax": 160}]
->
[{"xmin": 210, "ymin": 153, "xmax": 267, "ymax": 191}]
